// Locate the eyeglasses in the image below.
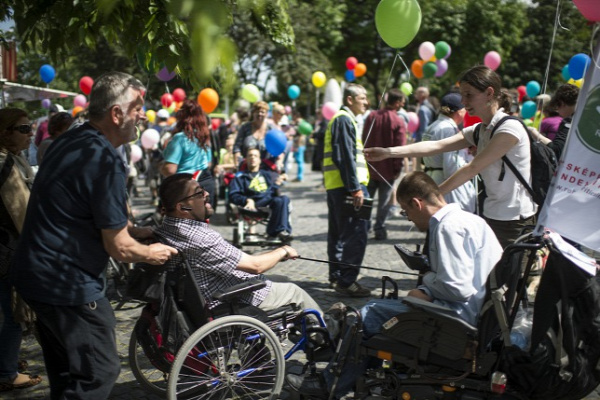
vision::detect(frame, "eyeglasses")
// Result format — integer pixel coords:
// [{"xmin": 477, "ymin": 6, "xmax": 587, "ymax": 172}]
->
[
  {"xmin": 11, "ymin": 124, "xmax": 33, "ymax": 134},
  {"xmin": 177, "ymin": 187, "xmax": 206, "ymax": 203},
  {"xmin": 400, "ymin": 210, "xmax": 408, "ymax": 218}
]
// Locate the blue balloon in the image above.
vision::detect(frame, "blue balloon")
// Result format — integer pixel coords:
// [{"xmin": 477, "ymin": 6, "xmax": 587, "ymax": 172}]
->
[
  {"xmin": 39, "ymin": 64, "xmax": 56, "ymax": 84},
  {"xmin": 521, "ymin": 100, "xmax": 537, "ymax": 120},
  {"xmin": 568, "ymin": 53, "xmax": 591, "ymax": 80},
  {"xmin": 287, "ymin": 85, "xmax": 300, "ymax": 100},
  {"xmin": 561, "ymin": 64, "xmax": 571, "ymax": 81},
  {"xmin": 526, "ymin": 80, "xmax": 540, "ymax": 98},
  {"xmin": 264, "ymin": 129, "xmax": 287, "ymax": 157},
  {"xmin": 345, "ymin": 69, "xmax": 355, "ymax": 82}
]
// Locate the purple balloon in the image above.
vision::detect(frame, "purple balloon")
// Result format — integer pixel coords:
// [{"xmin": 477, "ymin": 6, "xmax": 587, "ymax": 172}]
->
[
  {"xmin": 41, "ymin": 99, "xmax": 52, "ymax": 109},
  {"xmin": 443, "ymin": 45, "xmax": 452, "ymax": 60},
  {"xmin": 435, "ymin": 59, "xmax": 448, "ymax": 77},
  {"xmin": 156, "ymin": 67, "xmax": 176, "ymax": 82}
]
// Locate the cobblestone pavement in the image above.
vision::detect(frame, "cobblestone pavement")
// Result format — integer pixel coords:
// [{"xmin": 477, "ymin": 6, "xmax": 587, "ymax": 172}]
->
[{"xmin": 8, "ymin": 166, "xmax": 600, "ymax": 399}]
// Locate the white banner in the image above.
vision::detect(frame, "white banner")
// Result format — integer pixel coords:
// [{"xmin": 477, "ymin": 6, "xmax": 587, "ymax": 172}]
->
[{"xmin": 537, "ymin": 40, "xmax": 600, "ymax": 251}]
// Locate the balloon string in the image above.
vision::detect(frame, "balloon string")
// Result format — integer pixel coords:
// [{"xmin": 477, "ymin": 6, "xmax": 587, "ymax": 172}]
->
[
  {"xmin": 538, "ymin": 0, "xmax": 562, "ymax": 111},
  {"xmin": 165, "ymin": 83, "xmax": 170, "ymax": 94}
]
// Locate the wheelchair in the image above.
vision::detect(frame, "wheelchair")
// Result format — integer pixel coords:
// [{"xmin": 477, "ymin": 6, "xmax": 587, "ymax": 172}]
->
[
  {"xmin": 128, "ymin": 254, "xmax": 331, "ymax": 399},
  {"xmin": 291, "ymin": 233, "xmax": 549, "ymax": 400}
]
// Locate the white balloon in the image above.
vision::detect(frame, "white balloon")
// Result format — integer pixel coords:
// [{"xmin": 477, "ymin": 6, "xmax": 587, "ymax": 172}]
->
[
  {"xmin": 323, "ymin": 79, "xmax": 343, "ymax": 109},
  {"xmin": 419, "ymin": 41, "xmax": 435, "ymax": 61},
  {"xmin": 141, "ymin": 128, "xmax": 160, "ymax": 149},
  {"xmin": 130, "ymin": 144, "xmax": 143, "ymax": 163}
]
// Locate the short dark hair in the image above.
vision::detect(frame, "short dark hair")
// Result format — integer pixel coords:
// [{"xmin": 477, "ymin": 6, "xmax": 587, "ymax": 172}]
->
[
  {"xmin": 160, "ymin": 173, "xmax": 194, "ymax": 212},
  {"xmin": 549, "ymin": 84, "xmax": 579, "ymax": 109},
  {"xmin": 386, "ymin": 89, "xmax": 404, "ymax": 106},
  {"xmin": 48, "ymin": 112, "xmax": 74, "ymax": 137},
  {"xmin": 397, "ymin": 171, "xmax": 442, "ymax": 205},
  {"xmin": 459, "ymin": 65, "xmax": 503, "ymax": 102}
]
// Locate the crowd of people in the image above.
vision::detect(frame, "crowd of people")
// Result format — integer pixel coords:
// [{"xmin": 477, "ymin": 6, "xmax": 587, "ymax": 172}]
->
[{"xmin": 0, "ymin": 64, "xmax": 582, "ymax": 398}]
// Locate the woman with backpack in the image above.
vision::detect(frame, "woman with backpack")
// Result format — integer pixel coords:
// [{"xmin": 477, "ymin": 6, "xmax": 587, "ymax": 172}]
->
[{"xmin": 365, "ymin": 65, "xmax": 536, "ymax": 248}]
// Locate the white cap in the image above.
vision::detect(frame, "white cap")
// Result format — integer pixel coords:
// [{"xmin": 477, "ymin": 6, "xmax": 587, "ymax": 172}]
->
[
  {"xmin": 279, "ymin": 115, "xmax": 290, "ymax": 126},
  {"xmin": 157, "ymin": 109, "xmax": 170, "ymax": 119}
]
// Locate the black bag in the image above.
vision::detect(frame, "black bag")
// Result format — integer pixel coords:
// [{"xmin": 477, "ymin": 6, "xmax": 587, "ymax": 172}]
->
[
  {"xmin": 474, "ymin": 116, "xmax": 558, "ymax": 207},
  {"xmin": 505, "ymin": 248, "xmax": 600, "ymax": 399},
  {"xmin": 341, "ymin": 196, "xmax": 373, "ymax": 220},
  {"xmin": 126, "ymin": 263, "xmax": 168, "ymax": 303}
]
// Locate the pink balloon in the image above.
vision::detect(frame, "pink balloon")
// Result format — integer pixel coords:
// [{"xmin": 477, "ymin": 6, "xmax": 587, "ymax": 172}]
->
[
  {"xmin": 346, "ymin": 57, "xmax": 358, "ymax": 70},
  {"xmin": 435, "ymin": 59, "xmax": 448, "ymax": 77},
  {"xmin": 572, "ymin": 0, "xmax": 600, "ymax": 22},
  {"xmin": 484, "ymin": 51, "xmax": 501, "ymax": 71},
  {"xmin": 284, "ymin": 105, "xmax": 292, "ymax": 114},
  {"xmin": 73, "ymin": 94, "xmax": 87, "ymax": 108},
  {"xmin": 141, "ymin": 128, "xmax": 160, "ymax": 149},
  {"xmin": 322, "ymin": 102, "xmax": 338, "ymax": 120},
  {"xmin": 172, "ymin": 88, "xmax": 186, "ymax": 102},
  {"xmin": 419, "ymin": 41, "xmax": 435, "ymax": 61},
  {"xmin": 130, "ymin": 144, "xmax": 143, "ymax": 163},
  {"xmin": 407, "ymin": 111, "xmax": 419, "ymax": 133}
]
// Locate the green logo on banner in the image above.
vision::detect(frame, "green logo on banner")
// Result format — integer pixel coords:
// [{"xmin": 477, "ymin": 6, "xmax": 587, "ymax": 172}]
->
[{"xmin": 576, "ymin": 84, "xmax": 600, "ymax": 154}]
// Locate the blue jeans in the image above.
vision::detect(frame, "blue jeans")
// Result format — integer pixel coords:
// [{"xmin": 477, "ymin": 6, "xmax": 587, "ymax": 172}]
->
[
  {"xmin": 326, "ymin": 186, "xmax": 369, "ymax": 287},
  {"xmin": 0, "ymin": 279, "xmax": 22, "ymax": 382},
  {"xmin": 255, "ymin": 195, "xmax": 292, "ymax": 237},
  {"xmin": 293, "ymin": 146, "xmax": 306, "ymax": 181},
  {"xmin": 367, "ymin": 179, "xmax": 395, "ymax": 232},
  {"xmin": 324, "ymin": 299, "xmax": 411, "ymax": 398}
]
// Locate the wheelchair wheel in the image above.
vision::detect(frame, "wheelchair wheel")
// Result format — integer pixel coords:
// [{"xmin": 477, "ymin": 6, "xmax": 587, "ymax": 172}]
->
[
  {"xmin": 129, "ymin": 325, "xmax": 169, "ymax": 396},
  {"xmin": 167, "ymin": 315, "xmax": 285, "ymax": 400}
]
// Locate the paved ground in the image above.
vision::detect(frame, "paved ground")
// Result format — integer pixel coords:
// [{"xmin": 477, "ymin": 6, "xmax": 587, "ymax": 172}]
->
[{"xmin": 7, "ymin": 164, "xmax": 600, "ymax": 399}]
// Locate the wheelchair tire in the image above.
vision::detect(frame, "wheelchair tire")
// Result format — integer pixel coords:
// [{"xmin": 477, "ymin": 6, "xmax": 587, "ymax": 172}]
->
[
  {"xmin": 233, "ymin": 228, "xmax": 241, "ymax": 249},
  {"xmin": 129, "ymin": 322, "xmax": 169, "ymax": 397},
  {"xmin": 167, "ymin": 315, "xmax": 285, "ymax": 400}
]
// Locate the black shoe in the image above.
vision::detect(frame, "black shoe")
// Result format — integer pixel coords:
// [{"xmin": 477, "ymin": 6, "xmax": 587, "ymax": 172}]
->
[
  {"xmin": 334, "ymin": 282, "xmax": 371, "ymax": 298},
  {"xmin": 285, "ymin": 373, "xmax": 329, "ymax": 399},
  {"xmin": 328, "ymin": 281, "xmax": 336, "ymax": 289},
  {"xmin": 374, "ymin": 229, "xmax": 387, "ymax": 240},
  {"xmin": 278, "ymin": 231, "xmax": 293, "ymax": 242}
]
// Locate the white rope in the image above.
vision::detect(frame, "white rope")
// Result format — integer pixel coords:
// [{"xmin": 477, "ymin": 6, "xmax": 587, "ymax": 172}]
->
[{"xmin": 538, "ymin": 0, "xmax": 563, "ymax": 111}]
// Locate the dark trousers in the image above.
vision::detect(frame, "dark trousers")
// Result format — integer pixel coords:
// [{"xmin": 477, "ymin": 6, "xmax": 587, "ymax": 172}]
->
[
  {"xmin": 484, "ymin": 215, "xmax": 536, "ymax": 249},
  {"xmin": 256, "ymin": 195, "xmax": 292, "ymax": 237},
  {"xmin": 25, "ymin": 297, "xmax": 120, "ymax": 400},
  {"xmin": 327, "ymin": 186, "xmax": 369, "ymax": 287},
  {"xmin": 367, "ymin": 179, "xmax": 395, "ymax": 232}
]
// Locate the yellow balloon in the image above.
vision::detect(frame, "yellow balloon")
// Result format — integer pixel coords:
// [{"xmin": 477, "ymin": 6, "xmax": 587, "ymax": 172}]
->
[
  {"xmin": 146, "ymin": 109, "xmax": 156, "ymax": 124},
  {"xmin": 574, "ymin": 79, "xmax": 583, "ymax": 88},
  {"xmin": 312, "ymin": 71, "xmax": 326, "ymax": 88}
]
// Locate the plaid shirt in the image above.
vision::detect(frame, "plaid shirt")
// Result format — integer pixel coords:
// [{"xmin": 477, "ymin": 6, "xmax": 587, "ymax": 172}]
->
[{"xmin": 155, "ymin": 216, "xmax": 271, "ymax": 309}]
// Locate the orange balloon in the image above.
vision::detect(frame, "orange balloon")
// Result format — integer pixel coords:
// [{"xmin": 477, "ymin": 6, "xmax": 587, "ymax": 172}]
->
[
  {"xmin": 167, "ymin": 116, "xmax": 177, "ymax": 126},
  {"xmin": 411, "ymin": 59, "xmax": 424, "ymax": 79},
  {"xmin": 174, "ymin": 101, "xmax": 183, "ymax": 112},
  {"xmin": 72, "ymin": 106, "xmax": 84, "ymax": 117},
  {"xmin": 197, "ymin": 88, "xmax": 219, "ymax": 113},
  {"xmin": 354, "ymin": 63, "xmax": 367, "ymax": 77}
]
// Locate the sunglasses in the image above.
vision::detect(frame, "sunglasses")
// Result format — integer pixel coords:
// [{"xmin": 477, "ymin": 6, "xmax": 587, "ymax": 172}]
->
[
  {"xmin": 11, "ymin": 124, "xmax": 33, "ymax": 134},
  {"xmin": 400, "ymin": 210, "xmax": 408, "ymax": 218},
  {"xmin": 177, "ymin": 187, "xmax": 206, "ymax": 203}
]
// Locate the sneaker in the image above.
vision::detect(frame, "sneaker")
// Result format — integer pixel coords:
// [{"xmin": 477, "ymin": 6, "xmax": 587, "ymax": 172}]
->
[
  {"xmin": 374, "ymin": 229, "xmax": 387, "ymax": 241},
  {"xmin": 334, "ymin": 282, "xmax": 371, "ymax": 298},
  {"xmin": 285, "ymin": 373, "xmax": 329, "ymax": 399},
  {"xmin": 277, "ymin": 231, "xmax": 293, "ymax": 242}
]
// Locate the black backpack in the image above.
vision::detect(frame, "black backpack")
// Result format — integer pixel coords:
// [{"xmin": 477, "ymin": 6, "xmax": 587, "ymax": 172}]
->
[{"xmin": 474, "ymin": 116, "xmax": 558, "ymax": 207}]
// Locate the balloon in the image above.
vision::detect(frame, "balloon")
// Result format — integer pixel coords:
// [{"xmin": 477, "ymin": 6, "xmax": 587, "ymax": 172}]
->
[
  {"xmin": 572, "ymin": 0, "xmax": 600, "ymax": 22},
  {"xmin": 418, "ymin": 41, "xmax": 435, "ymax": 61},
  {"xmin": 407, "ymin": 111, "xmax": 419, "ymax": 133},
  {"xmin": 198, "ymin": 88, "xmax": 219, "ymax": 113},
  {"xmin": 146, "ymin": 110, "xmax": 156, "ymax": 123},
  {"xmin": 157, "ymin": 109, "xmax": 170, "ymax": 119},
  {"xmin": 298, "ymin": 120, "xmax": 313, "ymax": 136},
  {"xmin": 79, "ymin": 76, "xmax": 94, "ymax": 95},
  {"xmin": 561, "ymin": 65, "xmax": 571, "ymax": 81},
  {"xmin": 287, "ymin": 85, "xmax": 301, "ymax": 100},
  {"xmin": 354, "ymin": 63, "xmax": 367, "ymax": 78},
  {"xmin": 434, "ymin": 41, "xmax": 450, "ymax": 59},
  {"xmin": 422, "ymin": 62, "xmax": 438, "ymax": 78},
  {"xmin": 41, "ymin": 99, "xmax": 52, "ymax": 109},
  {"xmin": 573, "ymin": 79, "xmax": 583, "ymax": 88},
  {"xmin": 241, "ymin": 84, "xmax": 260, "ymax": 103},
  {"xmin": 285, "ymin": 105, "xmax": 292, "ymax": 114},
  {"xmin": 167, "ymin": 102, "xmax": 176, "ymax": 114},
  {"xmin": 568, "ymin": 53, "xmax": 591, "ymax": 80},
  {"xmin": 322, "ymin": 101, "xmax": 338, "ymax": 120},
  {"xmin": 443, "ymin": 45, "xmax": 452, "ymax": 59},
  {"xmin": 141, "ymin": 128, "xmax": 160, "ymax": 149},
  {"xmin": 323, "ymin": 79, "xmax": 343, "ymax": 108},
  {"xmin": 345, "ymin": 69, "xmax": 356, "ymax": 82},
  {"xmin": 435, "ymin": 59, "xmax": 448, "ymax": 77},
  {"xmin": 400, "ymin": 82, "xmax": 413, "ymax": 96},
  {"xmin": 375, "ymin": 0, "xmax": 422, "ymax": 49},
  {"xmin": 517, "ymin": 85, "xmax": 527, "ymax": 102},
  {"xmin": 167, "ymin": 116, "xmax": 176, "ymax": 126},
  {"xmin": 312, "ymin": 71, "xmax": 326, "ymax": 88},
  {"xmin": 521, "ymin": 100, "xmax": 537, "ymax": 119},
  {"xmin": 39, "ymin": 64, "xmax": 56, "ymax": 84},
  {"xmin": 525, "ymin": 80, "xmax": 541, "ymax": 98},
  {"xmin": 73, "ymin": 94, "xmax": 87, "ymax": 108},
  {"xmin": 264, "ymin": 129, "xmax": 287, "ymax": 157},
  {"xmin": 211, "ymin": 118, "xmax": 222, "ymax": 131},
  {"xmin": 411, "ymin": 59, "xmax": 424, "ymax": 79},
  {"xmin": 462, "ymin": 112, "xmax": 482, "ymax": 128},
  {"xmin": 483, "ymin": 51, "xmax": 501, "ymax": 71},
  {"xmin": 346, "ymin": 57, "xmax": 358, "ymax": 70},
  {"xmin": 130, "ymin": 144, "xmax": 143, "ymax": 163},
  {"xmin": 156, "ymin": 66, "xmax": 176, "ymax": 82},
  {"xmin": 172, "ymin": 88, "xmax": 186, "ymax": 102},
  {"xmin": 523, "ymin": 118, "xmax": 534, "ymax": 127},
  {"xmin": 161, "ymin": 93, "xmax": 174, "ymax": 108},
  {"xmin": 71, "ymin": 106, "xmax": 84, "ymax": 117}
]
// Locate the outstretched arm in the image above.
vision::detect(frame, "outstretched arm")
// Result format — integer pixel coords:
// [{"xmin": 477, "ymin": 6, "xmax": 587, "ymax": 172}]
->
[{"xmin": 364, "ymin": 133, "xmax": 469, "ymax": 162}]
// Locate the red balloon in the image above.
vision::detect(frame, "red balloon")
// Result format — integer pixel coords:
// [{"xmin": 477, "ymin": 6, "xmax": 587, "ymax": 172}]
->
[
  {"xmin": 79, "ymin": 76, "xmax": 94, "ymax": 95},
  {"xmin": 346, "ymin": 57, "xmax": 358, "ymax": 70},
  {"xmin": 172, "ymin": 88, "xmax": 186, "ymax": 102},
  {"xmin": 211, "ymin": 118, "xmax": 222, "ymax": 131},
  {"xmin": 463, "ymin": 112, "xmax": 482, "ymax": 128},
  {"xmin": 572, "ymin": 0, "xmax": 600, "ymax": 22},
  {"xmin": 517, "ymin": 85, "xmax": 527, "ymax": 102},
  {"xmin": 161, "ymin": 93, "xmax": 174, "ymax": 108}
]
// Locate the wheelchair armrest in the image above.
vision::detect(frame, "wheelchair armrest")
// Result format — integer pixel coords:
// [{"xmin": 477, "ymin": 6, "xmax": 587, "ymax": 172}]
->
[
  {"xmin": 212, "ymin": 279, "xmax": 267, "ymax": 302},
  {"xmin": 402, "ymin": 297, "xmax": 476, "ymax": 333},
  {"xmin": 238, "ymin": 207, "xmax": 270, "ymax": 219}
]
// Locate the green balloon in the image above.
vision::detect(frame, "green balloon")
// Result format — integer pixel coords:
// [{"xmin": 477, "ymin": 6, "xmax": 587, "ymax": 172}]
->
[
  {"xmin": 375, "ymin": 0, "xmax": 422, "ymax": 49},
  {"xmin": 241, "ymin": 84, "xmax": 260, "ymax": 103},
  {"xmin": 298, "ymin": 120, "xmax": 313, "ymax": 135},
  {"xmin": 422, "ymin": 62, "xmax": 438, "ymax": 78},
  {"xmin": 435, "ymin": 41, "xmax": 450, "ymax": 59},
  {"xmin": 400, "ymin": 82, "xmax": 413, "ymax": 96}
]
